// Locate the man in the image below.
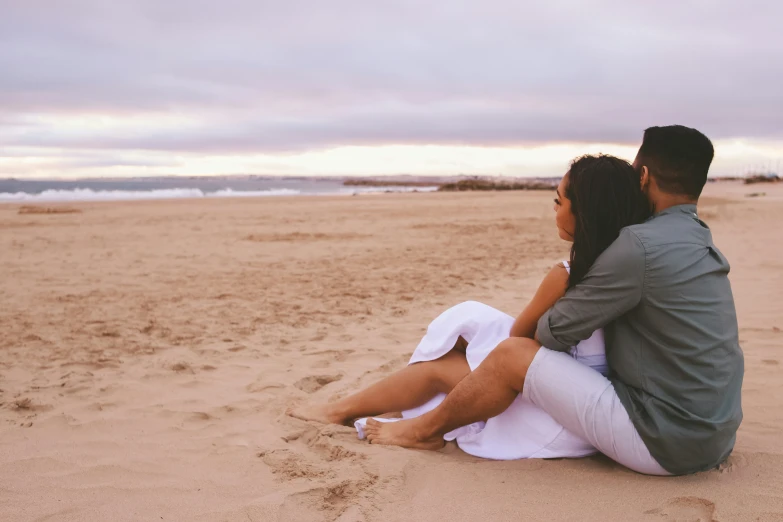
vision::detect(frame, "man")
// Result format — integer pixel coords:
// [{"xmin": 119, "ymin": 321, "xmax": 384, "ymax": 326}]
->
[{"xmin": 364, "ymin": 125, "xmax": 744, "ymax": 476}]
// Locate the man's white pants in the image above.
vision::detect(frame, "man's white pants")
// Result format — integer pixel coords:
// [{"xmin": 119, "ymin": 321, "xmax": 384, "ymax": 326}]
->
[{"xmin": 523, "ymin": 348, "xmax": 671, "ymax": 476}]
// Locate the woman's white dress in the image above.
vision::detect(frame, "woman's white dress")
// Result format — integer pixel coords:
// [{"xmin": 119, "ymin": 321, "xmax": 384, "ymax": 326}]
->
[{"xmin": 355, "ymin": 264, "xmax": 608, "ymax": 460}]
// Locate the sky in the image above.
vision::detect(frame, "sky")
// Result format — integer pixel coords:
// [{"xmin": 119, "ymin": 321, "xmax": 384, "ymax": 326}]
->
[{"xmin": 1, "ymin": 0, "xmax": 782, "ymax": 179}]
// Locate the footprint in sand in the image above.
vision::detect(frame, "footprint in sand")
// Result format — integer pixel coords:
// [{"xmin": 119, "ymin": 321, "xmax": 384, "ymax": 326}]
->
[
  {"xmin": 644, "ymin": 496, "xmax": 717, "ymax": 521},
  {"xmin": 335, "ymin": 506, "xmax": 366, "ymax": 522},
  {"xmin": 304, "ymin": 349, "xmax": 355, "ymax": 362},
  {"xmin": 275, "ymin": 476, "xmax": 376, "ymax": 522},
  {"xmin": 10, "ymin": 397, "xmax": 52, "ymax": 413},
  {"xmin": 281, "ymin": 429, "xmax": 310, "ymax": 443},
  {"xmin": 247, "ymin": 380, "xmax": 286, "ymax": 393},
  {"xmin": 257, "ymin": 449, "xmax": 333, "ymax": 481},
  {"xmin": 294, "ymin": 374, "xmax": 343, "ymax": 393},
  {"xmin": 169, "ymin": 362, "xmax": 194, "ymax": 373},
  {"xmin": 717, "ymin": 452, "xmax": 748, "ymax": 473},
  {"xmin": 310, "ymin": 436, "xmax": 363, "ymax": 463}
]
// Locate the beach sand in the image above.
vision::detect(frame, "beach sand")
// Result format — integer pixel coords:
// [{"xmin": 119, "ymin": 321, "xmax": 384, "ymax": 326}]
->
[{"xmin": 1, "ymin": 182, "xmax": 782, "ymax": 521}]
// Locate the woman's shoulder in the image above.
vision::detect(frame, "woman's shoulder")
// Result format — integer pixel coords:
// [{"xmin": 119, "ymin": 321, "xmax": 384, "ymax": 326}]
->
[{"xmin": 549, "ymin": 261, "xmax": 570, "ymax": 278}]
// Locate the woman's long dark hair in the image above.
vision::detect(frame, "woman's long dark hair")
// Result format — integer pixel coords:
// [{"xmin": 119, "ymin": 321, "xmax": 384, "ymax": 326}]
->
[{"xmin": 565, "ymin": 154, "xmax": 651, "ymax": 288}]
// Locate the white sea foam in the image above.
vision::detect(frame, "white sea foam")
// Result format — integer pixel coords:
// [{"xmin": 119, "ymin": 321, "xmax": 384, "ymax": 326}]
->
[
  {"xmin": 0, "ymin": 187, "xmax": 302, "ymax": 203},
  {"xmin": 338, "ymin": 186, "xmax": 439, "ymax": 195},
  {"xmin": 206, "ymin": 188, "xmax": 301, "ymax": 198},
  {"xmin": 0, "ymin": 184, "xmax": 439, "ymax": 203}
]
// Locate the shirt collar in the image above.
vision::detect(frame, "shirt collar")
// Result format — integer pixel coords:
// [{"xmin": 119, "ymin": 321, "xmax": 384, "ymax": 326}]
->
[{"xmin": 647, "ymin": 203, "xmax": 698, "ymax": 222}]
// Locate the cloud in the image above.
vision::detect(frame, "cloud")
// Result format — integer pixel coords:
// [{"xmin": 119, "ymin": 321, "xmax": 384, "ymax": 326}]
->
[{"xmin": 0, "ymin": 0, "xmax": 781, "ymax": 158}]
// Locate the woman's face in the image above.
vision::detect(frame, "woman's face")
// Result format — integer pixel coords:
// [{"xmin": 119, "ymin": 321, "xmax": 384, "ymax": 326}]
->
[{"xmin": 554, "ymin": 174, "xmax": 576, "ymax": 242}]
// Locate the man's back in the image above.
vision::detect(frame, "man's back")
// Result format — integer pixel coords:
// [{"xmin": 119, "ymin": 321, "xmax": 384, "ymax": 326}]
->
[
  {"xmin": 610, "ymin": 204, "xmax": 744, "ymax": 474},
  {"xmin": 537, "ymin": 204, "xmax": 744, "ymax": 474}
]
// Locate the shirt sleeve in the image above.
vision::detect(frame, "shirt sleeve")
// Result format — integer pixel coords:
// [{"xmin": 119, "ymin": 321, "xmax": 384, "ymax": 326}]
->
[{"xmin": 536, "ymin": 228, "xmax": 646, "ymax": 352}]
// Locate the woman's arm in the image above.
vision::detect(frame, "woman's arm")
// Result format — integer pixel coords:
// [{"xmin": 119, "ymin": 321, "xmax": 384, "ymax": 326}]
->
[{"xmin": 509, "ymin": 263, "xmax": 569, "ymax": 339}]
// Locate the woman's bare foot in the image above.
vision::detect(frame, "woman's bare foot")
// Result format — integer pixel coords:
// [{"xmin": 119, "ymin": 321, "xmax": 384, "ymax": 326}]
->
[
  {"xmin": 286, "ymin": 403, "xmax": 350, "ymax": 425},
  {"xmin": 363, "ymin": 418, "xmax": 445, "ymax": 450}
]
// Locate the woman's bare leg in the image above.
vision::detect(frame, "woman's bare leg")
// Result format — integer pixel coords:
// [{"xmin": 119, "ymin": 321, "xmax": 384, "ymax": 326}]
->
[{"xmin": 287, "ymin": 348, "xmax": 470, "ymax": 425}]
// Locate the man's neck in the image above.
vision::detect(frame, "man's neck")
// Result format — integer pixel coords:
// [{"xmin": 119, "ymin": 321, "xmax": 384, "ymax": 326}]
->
[{"xmin": 651, "ymin": 194, "xmax": 698, "ymax": 214}]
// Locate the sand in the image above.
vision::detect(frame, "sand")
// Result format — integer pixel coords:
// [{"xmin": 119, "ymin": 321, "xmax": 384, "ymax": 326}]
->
[{"xmin": 1, "ymin": 182, "xmax": 782, "ymax": 522}]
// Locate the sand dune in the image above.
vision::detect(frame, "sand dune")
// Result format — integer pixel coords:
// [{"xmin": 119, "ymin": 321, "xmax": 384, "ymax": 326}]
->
[{"xmin": 1, "ymin": 183, "xmax": 782, "ymax": 521}]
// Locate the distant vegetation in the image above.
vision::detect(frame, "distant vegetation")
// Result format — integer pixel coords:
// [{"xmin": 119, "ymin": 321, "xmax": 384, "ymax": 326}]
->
[
  {"xmin": 343, "ymin": 177, "xmax": 556, "ymax": 191},
  {"xmin": 744, "ymin": 174, "xmax": 781, "ymax": 185},
  {"xmin": 343, "ymin": 179, "xmax": 440, "ymax": 187},
  {"xmin": 437, "ymin": 179, "xmax": 556, "ymax": 191}
]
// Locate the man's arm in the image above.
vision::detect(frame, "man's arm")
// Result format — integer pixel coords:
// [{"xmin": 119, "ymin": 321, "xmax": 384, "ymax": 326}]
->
[{"xmin": 535, "ymin": 228, "xmax": 646, "ymax": 352}]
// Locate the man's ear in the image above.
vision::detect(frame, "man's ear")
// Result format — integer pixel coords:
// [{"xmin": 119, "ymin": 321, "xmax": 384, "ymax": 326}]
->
[{"xmin": 639, "ymin": 165, "xmax": 650, "ymax": 191}]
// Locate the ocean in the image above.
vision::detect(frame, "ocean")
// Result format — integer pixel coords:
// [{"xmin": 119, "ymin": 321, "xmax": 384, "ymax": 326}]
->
[{"xmin": 0, "ymin": 177, "xmax": 438, "ymax": 203}]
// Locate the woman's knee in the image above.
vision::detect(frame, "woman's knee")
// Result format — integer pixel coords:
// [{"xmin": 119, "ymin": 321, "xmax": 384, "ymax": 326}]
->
[
  {"xmin": 451, "ymin": 335, "xmax": 469, "ymax": 353},
  {"xmin": 432, "ymin": 350, "xmax": 470, "ymax": 393}
]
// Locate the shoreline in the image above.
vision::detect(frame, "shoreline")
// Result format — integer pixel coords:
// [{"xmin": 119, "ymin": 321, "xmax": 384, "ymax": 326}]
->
[
  {"xmin": 2, "ymin": 174, "xmax": 777, "ymax": 205},
  {"xmin": 0, "ymin": 185, "xmax": 441, "ymax": 205}
]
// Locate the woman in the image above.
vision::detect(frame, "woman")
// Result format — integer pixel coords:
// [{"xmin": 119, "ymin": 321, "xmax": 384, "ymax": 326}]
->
[{"xmin": 290, "ymin": 154, "xmax": 649, "ymax": 459}]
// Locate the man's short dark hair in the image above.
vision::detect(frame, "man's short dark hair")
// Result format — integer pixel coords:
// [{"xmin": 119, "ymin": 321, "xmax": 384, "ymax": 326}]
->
[{"xmin": 636, "ymin": 125, "xmax": 714, "ymax": 199}]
